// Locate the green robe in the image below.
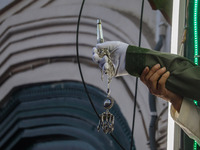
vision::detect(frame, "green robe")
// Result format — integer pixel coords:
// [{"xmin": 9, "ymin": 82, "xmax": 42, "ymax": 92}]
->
[
  {"xmin": 148, "ymin": 0, "xmax": 172, "ymax": 24},
  {"xmin": 125, "ymin": 45, "xmax": 200, "ymax": 100}
]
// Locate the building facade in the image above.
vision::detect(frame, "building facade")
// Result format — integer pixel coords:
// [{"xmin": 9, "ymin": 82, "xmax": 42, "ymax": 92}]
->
[{"xmin": 0, "ymin": 0, "xmax": 171, "ymax": 149}]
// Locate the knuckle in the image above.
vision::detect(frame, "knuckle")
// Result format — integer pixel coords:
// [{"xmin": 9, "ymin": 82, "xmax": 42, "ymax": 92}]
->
[
  {"xmin": 151, "ymin": 68, "xmax": 157, "ymax": 72},
  {"xmin": 157, "ymin": 68, "xmax": 166, "ymax": 75}
]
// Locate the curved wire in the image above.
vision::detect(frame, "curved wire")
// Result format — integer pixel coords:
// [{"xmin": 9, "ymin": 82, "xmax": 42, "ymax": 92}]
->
[
  {"xmin": 76, "ymin": 0, "xmax": 125, "ymax": 150},
  {"xmin": 76, "ymin": 0, "xmax": 99, "ymax": 118},
  {"xmin": 130, "ymin": 0, "xmax": 145, "ymax": 150}
]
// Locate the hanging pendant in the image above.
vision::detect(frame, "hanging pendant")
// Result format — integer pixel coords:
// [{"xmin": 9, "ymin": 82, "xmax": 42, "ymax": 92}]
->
[
  {"xmin": 96, "ymin": 19, "xmax": 115, "ymax": 134},
  {"xmin": 97, "ymin": 97, "xmax": 114, "ymax": 134}
]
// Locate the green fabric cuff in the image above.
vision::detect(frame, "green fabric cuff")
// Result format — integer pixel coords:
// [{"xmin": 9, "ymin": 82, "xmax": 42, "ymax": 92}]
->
[
  {"xmin": 125, "ymin": 45, "xmax": 200, "ymax": 100},
  {"xmin": 125, "ymin": 45, "xmax": 147, "ymax": 77}
]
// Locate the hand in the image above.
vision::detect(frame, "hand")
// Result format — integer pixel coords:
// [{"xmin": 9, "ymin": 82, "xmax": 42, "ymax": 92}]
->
[
  {"xmin": 92, "ymin": 41, "xmax": 129, "ymax": 77},
  {"xmin": 140, "ymin": 64, "xmax": 183, "ymax": 112}
]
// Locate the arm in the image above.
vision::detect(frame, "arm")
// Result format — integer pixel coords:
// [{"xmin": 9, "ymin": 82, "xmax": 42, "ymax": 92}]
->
[
  {"xmin": 93, "ymin": 41, "xmax": 200, "ymax": 144},
  {"xmin": 140, "ymin": 64, "xmax": 183, "ymax": 112},
  {"xmin": 126, "ymin": 45, "xmax": 200, "ymax": 101},
  {"xmin": 140, "ymin": 64, "xmax": 200, "ymax": 145},
  {"xmin": 93, "ymin": 41, "xmax": 200, "ymax": 100}
]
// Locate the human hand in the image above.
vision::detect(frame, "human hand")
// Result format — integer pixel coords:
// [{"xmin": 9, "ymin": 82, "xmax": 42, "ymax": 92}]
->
[
  {"xmin": 92, "ymin": 41, "xmax": 129, "ymax": 77},
  {"xmin": 140, "ymin": 64, "xmax": 183, "ymax": 112}
]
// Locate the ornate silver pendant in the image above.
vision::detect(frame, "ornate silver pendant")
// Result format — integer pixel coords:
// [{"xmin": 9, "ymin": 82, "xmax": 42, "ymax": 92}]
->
[
  {"xmin": 96, "ymin": 19, "xmax": 115, "ymax": 134},
  {"xmin": 97, "ymin": 97, "xmax": 114, "ymax": 134}
]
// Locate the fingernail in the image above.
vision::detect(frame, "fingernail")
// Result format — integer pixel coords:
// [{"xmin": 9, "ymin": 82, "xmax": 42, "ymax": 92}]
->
[
  {"xmin": 163, "ymin": 71, "xmax": 170, "ymax": 77},
  {"xmin": 155, "ymin": 64, "xmax": 160, "ymax": 68},
  {"xmin": 161, "ymin": 67, "xmax": 166, "ymax": 71},
  {"xmin": 144, "ymin": 67, "xmax": 148, "ymax": 72}
]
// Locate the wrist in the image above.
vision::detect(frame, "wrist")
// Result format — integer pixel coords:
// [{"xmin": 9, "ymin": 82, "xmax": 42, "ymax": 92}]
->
[
  {"xmin": 115, "ymin": 43, "xmax": 129, "ymax": 76},
  {"xmin": 170, "ymin": 94, "xmax": 183, "ymax": 113}
]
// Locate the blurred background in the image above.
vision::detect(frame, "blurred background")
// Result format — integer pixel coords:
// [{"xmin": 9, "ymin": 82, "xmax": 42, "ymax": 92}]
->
[{"xmin": 0, "ymin": 0, "xmax": 174, "ymax": 149}]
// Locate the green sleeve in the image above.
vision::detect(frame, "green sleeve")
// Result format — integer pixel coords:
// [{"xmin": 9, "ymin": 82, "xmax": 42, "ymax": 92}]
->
[{"xmin": 125, "ymin": 45, "xmax": 200, "ymax": 101}]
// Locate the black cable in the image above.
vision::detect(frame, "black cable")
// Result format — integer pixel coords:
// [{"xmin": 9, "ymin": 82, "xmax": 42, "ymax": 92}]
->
[
  {"xmin": 130, "ymin": 0, "xmax": 145, "ymax": 150},
  {"xmin": 110, "ymin": 134, "xmax": 126, "ymax": 150},
  {"xmin": 76, "ymin": 0, "xmax": 99, "ymax": 118},
  {"xmin": 76, "ymin": 1, "xmax": 125, "ymax": 150}
]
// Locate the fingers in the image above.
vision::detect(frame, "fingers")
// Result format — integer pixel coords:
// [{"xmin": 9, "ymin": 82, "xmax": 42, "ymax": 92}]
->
[
  {"xmin": 140, "ymin": 64, "xmax": 181, "ymax": 103},
  {"xmin": 92, "ymin": 47, "xmax": 101, "ymax": 63},
  {"xmin": 92, "ymin": 47, "xmax": 110, "ymax": 72},
  {"xmin": 140, "ymin": 64, "xmax": 170, "ymax": 96},
  {"xmin": 145, "ymin": 64, "xmax": 161, "ymax": 81},
  {"xmin": 157, "ymin": 71, "xmax": 170, "ymax": 90},
  {"xmin": 103, "ymin": 62, "xmax": 110, "ymax": 73},
  {"xmin": 92, "ymin": 41, "xmax": 128, "ymax": 76},
  {"xmin": 99, "ymin": 55, "xmax": 108, "ymax": 68},
  {"xmin": 92, "ymin": 53, "xmax": 101, "ymax": 63},
  {"xmin": 92, "ymin": 45, "xmax": 111, "ymax": 75},
  {"xmin": 140, "ymin": 66, "xmax": 149, "ymax": 84},
  {"xmin": 140, "ymin": 64, "xmax": 161, "ymax": 85},
  {"xmin": 150, "ymin": 67, "xmax": 166, "ymax": 90}
]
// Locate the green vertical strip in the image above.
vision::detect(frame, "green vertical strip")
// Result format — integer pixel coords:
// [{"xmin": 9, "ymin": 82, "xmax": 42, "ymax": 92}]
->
[
  {"xmin": 193, "ymin": 0, "xmax": 199, "ymax": 149},
  {"xmin": 194, "ymin": 142, "xmax": 198, "ymax": 150},
  {"xmin": 194, "ymin": 0, "xmax": 199, "ymax": 65},
  {"xmin": 185, "ymin": 0, "xmax": 200, "ymax": 148}
]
